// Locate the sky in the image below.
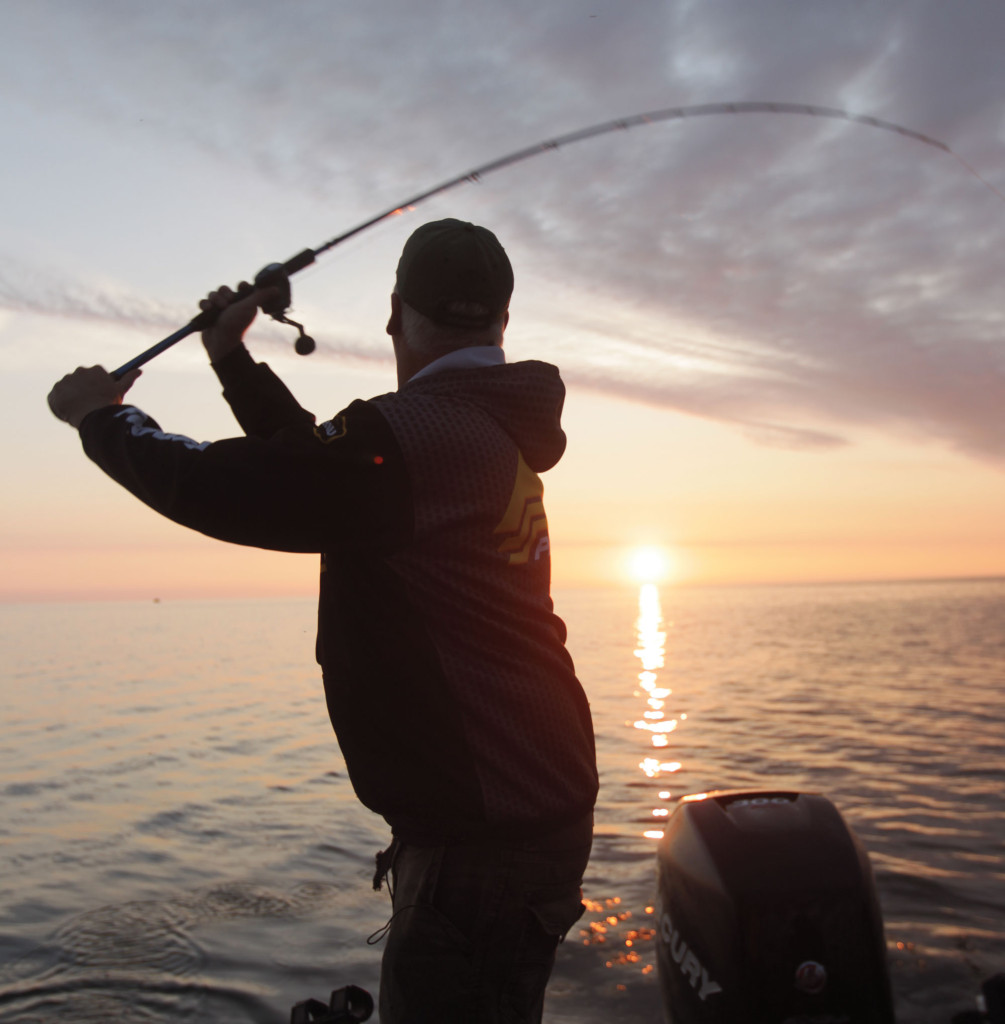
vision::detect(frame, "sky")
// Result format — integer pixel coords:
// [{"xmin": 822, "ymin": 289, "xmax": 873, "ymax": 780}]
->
[{"xmin": 2, "ymin": 0, "xmax": 1004, "ymax": 600}]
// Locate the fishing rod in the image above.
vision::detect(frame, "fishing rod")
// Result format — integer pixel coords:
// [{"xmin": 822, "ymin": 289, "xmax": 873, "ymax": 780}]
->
[{"xmin": 111, "ymin": 100, "xmax": 989, "ymax": 380}]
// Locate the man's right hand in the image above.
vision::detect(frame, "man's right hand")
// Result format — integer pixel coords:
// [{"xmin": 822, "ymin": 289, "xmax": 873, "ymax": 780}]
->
[
  {"xmin": 199, "ymin": 283, "xmax": 278, "ymax": 363},
  {"xmin": 48, "ymin": 365, "xmax": 142, "ymax": 428}
]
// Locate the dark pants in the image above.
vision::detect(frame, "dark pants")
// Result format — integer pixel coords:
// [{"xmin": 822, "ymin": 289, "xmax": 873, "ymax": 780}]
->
[{"xmin": 377, "ymin": 815, "xmax": 593, "ymax": 1024}]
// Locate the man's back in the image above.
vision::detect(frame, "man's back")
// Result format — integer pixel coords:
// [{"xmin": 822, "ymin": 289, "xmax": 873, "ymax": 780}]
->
[{"xmin": 315, "ymin": 358, "xmax": 598, "ymax": 844}]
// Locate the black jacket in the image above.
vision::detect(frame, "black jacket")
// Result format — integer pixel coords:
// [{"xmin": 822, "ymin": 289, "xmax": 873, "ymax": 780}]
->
[{"xmin": 80, "ymin": 346, "xmax": 598, "ymax": 843}]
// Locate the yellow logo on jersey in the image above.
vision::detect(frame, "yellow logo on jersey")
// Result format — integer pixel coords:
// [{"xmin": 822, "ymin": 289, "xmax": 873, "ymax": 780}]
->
[{"xmin": 494, "ymin": 453, "xmax": 550, "ymax": 565}]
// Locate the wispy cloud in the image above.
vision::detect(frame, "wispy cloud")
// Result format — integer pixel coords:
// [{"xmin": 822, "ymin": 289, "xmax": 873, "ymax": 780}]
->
[
  {"xmin": 0, "ymin": 262, "xmax": 388, "ymax": 369},
  {"xmin": 0, "ymin": 263, "xmax": 181, "ymax": 333}
]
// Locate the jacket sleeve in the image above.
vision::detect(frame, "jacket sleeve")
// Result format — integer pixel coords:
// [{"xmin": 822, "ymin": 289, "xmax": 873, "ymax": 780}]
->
[
  {"xmin": 210, "ymin": 345, "xmax": 315, "ymax": 439},
  {"xmin": 77, "ymin": 396, "xmax": 411, "ymax": 554}
]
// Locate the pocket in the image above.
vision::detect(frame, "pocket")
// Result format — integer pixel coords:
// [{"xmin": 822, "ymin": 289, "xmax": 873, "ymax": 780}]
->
[
  {"xmin": 527, "ymin": 885, "xmax": 587, "ymax": 940},
  {"xmin": 430, "ymin": 843, "xmax": 506, "ymax": 943},
  {"xmin": 519, "ymin": 838, "xmax": 592, "ymax": 941}
]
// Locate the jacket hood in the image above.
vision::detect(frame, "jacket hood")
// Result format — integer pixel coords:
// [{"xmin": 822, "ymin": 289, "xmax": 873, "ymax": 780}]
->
[{"xmin": 400, "ymin": 359, "xmax": 567, "ymax": 471}]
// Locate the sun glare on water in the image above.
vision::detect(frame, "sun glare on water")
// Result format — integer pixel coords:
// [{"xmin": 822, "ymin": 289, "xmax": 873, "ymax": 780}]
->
[{"xmin": 627, "ymin": 546, "xmax": 674, "ymax": 584}]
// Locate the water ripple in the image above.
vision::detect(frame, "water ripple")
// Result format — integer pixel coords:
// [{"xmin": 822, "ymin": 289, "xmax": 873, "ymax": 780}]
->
[{"xmin": 0, "ymin": 880, "xmax": 349, "ymax": 1024}]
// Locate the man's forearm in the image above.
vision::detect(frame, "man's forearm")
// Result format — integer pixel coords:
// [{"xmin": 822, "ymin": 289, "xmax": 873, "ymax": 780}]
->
[{"xmin": 212, "ymin": 346, "xmax": 316, "ymax": 439}]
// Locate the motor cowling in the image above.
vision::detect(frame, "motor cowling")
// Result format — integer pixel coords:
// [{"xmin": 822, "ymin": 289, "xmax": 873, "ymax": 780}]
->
[{"xmin": 656, "ymin": 790, "xmax": 894, "ymax": 1024}]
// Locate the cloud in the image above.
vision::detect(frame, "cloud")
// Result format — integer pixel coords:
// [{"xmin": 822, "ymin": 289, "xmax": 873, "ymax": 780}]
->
[
  {"xmin": 3, "ymin": 0, "xmax": 1004, "ymax": 463},
  {"xmin": 0, "ymin": 263, "xmax": 181, "ymax": 333}
]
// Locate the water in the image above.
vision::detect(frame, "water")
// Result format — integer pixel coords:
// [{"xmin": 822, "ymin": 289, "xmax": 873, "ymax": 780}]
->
[{"xmin": 1, "ymin": 579, "xmax": 1003, "ymax": 1022}]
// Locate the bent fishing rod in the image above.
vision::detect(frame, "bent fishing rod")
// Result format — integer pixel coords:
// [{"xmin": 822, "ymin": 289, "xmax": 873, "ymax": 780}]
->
[{"xmin": 111, "ymin": 100, "xmax": 994, "ymax": 380}]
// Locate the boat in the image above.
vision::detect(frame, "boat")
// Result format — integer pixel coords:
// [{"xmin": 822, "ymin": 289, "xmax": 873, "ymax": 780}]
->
[{"xmin": 290, "ymin": 789, "xmax": 1004, "ymax": 1023}]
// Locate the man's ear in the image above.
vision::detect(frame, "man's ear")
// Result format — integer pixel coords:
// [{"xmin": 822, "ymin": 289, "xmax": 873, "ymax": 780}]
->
[{"xmin": 386, "ymin": 292, "xmax": 403, "ymax": 336}]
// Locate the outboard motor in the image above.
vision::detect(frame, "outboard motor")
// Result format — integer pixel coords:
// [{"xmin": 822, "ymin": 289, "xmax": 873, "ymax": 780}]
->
[{"xmin": 656, "ymin": 790, "xmax": 894, "ymax": 1024}]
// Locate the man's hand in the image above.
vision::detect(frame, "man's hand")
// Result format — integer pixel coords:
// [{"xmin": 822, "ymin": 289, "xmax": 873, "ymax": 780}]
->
[
  {"xmin": 48, "ymin": 366, "xmax": 142, "ymax": 428},
  {"xmin": 199, "ymin": 283, "xmax": 279, "ymax": 363}
]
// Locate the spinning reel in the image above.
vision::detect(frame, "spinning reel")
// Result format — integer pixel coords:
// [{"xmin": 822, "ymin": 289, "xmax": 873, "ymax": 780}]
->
[{"xmin": 252, "ymin": 262, "xmax": 316, "ymax": 356}]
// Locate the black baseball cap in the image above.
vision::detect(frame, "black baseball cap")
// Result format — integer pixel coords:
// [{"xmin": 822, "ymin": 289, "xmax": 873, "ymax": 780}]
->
[{"xmin": 395, "ymin": 218, "xmax": 513, "ymax": 329}]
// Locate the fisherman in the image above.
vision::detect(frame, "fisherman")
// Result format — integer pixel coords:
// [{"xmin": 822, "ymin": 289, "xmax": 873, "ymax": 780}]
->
[{"xmin": 47, "ymin": 218, "xmax": 599, "ymax": 1024}]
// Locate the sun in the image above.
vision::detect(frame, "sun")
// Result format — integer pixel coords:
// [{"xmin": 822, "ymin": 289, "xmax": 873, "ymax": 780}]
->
[{"xmin": 627, "ymin": 545, "xmax": 674, "ymax": 584}]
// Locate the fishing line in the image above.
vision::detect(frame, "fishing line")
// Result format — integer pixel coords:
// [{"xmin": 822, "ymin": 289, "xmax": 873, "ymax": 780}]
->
[
  {"xmin": 946, "ymin": 152, "xmax": 1005, "ymax": 205},
  {"xmin": 112, "ymin": 101, "xmax": 1000, "ymax": 379}
]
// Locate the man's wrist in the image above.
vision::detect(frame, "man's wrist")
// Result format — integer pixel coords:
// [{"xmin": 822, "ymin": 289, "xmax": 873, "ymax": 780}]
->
[
  {"xmin": 210, "ymin": 343, "xmax": 256, "ymax": 387},
  {"xmin": 204, "ymin": 335, "xmax": 246, "ymax": 364},
  {"xmin": 74, "ymin": 402, "xmax": 123, "ymax": 431}
]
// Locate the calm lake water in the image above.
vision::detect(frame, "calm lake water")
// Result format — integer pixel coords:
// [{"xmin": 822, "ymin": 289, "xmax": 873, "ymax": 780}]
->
[{"xmin": 1, "ymin": 579, "xmax": 1003, "ymax": 1022}]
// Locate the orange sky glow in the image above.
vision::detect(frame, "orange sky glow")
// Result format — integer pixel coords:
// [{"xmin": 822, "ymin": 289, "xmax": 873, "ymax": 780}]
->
[{"xmin": 5, "ymin": 359, "xmax": 1003, "ymax": 603}]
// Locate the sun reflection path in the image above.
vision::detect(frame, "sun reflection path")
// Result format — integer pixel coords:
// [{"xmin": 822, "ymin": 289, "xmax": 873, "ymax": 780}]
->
[
  {"xmin": 576, "ymin": 583, "xmax": 683, "ymax": 992},
  {"xmin": 632, "ymin": 582, "xmax": 680, "ymax": 841}
]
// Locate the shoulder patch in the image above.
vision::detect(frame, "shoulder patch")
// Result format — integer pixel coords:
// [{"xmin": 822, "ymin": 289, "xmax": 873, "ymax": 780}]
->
[{"xmin": 314, "ymin": 416, "xmax": 348, "ymax": 444}]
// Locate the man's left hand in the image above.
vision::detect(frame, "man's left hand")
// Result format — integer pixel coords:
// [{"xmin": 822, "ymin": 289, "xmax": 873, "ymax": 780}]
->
[{"xmin": 47, "ymin": 366, "xmax": 142, "ymax": 428}]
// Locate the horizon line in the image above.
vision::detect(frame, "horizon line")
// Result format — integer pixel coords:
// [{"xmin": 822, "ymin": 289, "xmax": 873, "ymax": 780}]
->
[{"xmin": 3, "ymin": 572, "xmax": 1003, "ymax": 606}]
